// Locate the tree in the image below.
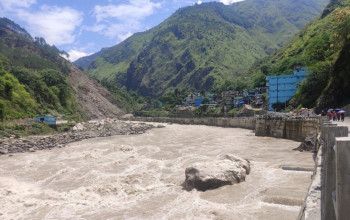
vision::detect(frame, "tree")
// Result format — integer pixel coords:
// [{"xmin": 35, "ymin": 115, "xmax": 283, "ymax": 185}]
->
[
  {"xmin": 253, "ymin": 73, "xmax": 267, "ymax": 88},
  {"xmin": 34, "ymin": 37, "xmax": 46, "ymax": 46},
  {"xmin": 202, "ymin": 97, "xmax": 210, "ymax": 104},
  {"xmin": 305, "ymin": 33, "xmax": 330, "ymax": 62},
  {"xmin": 260, "ymin": 65, "xmax": 271, "ymax": 75},
  {"xmin": 332, "ymin": 8, "xmax": 350, "ymax": 45},
  {"xmin": 40, "ymin": 69, "xmax": 66, "ymax": 86},
  {"xmin": 0, "ymin": 100, "xmax": 5, "ymax": 120},
  {"xmin": 4, "ymin": 82, "xmax": 13, "ymax": 99}
]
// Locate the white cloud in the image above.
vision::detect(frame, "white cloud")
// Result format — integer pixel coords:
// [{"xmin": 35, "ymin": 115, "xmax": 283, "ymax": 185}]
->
[
  {"xmin": 103, "ymin": 21, "xmax": 140, "ymax": 39},
  {"xmin": 67, "ymin": 49, "xmax": 92, "ymax": 62},
  {"xmin": 0, "ymin": 0, "xmax": 36, "ymax": 10},
  {"xmin": 84, "ymin": 24, "xmax": 106, "ymax": 33},
  {"xmin": 219, "ymin": 0, "xmax": 245, "ymax": 5},
  {"xmin": 18, "ymin": 5, "xmax": 83, "ymax": 45},
  {"xmin": 93, "ymin": 0, "xmax": 161, "ymax": 22},
  {"xmin": 0, "ymin": 1, "xmax": 83, "ymax": 46},
  {"xmin": 89, "ymin": 0, "xmax": 161, "ymax": 41},
  {"xmin": 118, "ymin": 32, "xmax": 133, "ymax": 41}
]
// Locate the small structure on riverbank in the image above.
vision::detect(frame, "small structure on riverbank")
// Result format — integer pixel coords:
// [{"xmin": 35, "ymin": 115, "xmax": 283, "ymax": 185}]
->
[{"xmin": 35, "ymin": 116, "xmax": 56, "ymax": 124}]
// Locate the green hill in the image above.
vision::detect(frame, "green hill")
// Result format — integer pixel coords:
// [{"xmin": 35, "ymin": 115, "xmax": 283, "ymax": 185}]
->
[
  {"xmin": 0, "ymin": 18, "xmax": 129, "ymax": 121},
  {"xmin": 248, "ymin": 0, "xmax": 350, "ymax": 112},
  {"xmin": 0, "ymin": 18, "xmax": 78, "ymax": 120},
  {"xmin": 75, "ymin": 0, "xmax": 329, "ymax": 97}
]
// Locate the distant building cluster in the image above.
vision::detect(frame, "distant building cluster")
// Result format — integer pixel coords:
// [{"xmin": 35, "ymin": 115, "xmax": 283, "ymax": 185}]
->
[
  {"xmin": 179, "ymin": 87, "xmax": 266, "ymax": 110},
  {"xmin": 221, "ymin": 87, "xmax": 266, "ymax": 109},
  {"xmin": 179, "ymin": 64, "xmax": 308, "ymax": 112},
  {"xmin": 266, "ymin": 64, "xmax": 308, "ymax": 111},
  {"xmin": 155, "ymin": 64, "xmax": 308, "ymax": 113}
]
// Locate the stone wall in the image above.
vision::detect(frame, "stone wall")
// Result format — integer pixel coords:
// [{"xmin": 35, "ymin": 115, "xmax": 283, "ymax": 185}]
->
[
  {"xmin": 131, "ymin": 117, "xmax": 319, "ymax": 142},
  {"xmin": 255, "ymin": 118, "xmax": 319, "ymax": 142},
  {"xmin": 131, "ymin": 117, "xmax": 256, "ymax": 130}
]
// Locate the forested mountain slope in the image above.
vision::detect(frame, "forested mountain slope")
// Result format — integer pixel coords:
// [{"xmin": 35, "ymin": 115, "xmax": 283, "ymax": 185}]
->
[
  {"xmin": 0, "ymin": 18, "xmax": 124, "ymax": 120},
  {"xmin": 75, "ymin": 0, "xmax": 329, "ymax": 97},
  {"xmin": 248, "ymin": 0, "xmax": 350, "ymax": 112}
]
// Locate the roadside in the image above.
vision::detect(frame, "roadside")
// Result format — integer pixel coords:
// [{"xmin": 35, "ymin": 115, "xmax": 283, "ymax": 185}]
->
[{"xmin": 328, "ymin": 117, "xmax": 350, "ymax": 131}]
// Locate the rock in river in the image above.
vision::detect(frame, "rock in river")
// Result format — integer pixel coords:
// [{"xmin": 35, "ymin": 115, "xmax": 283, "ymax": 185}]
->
[
  {"xmin": 184, "ymin": 153, "xmax": 250, "ymax": 191},
  {"xmin": 293, "ymin": 131, "xmax": 318, "ymax": 152}
]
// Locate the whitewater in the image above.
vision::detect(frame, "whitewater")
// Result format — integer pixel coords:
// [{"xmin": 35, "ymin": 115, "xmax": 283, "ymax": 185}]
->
[{"xmin": 0, "ymin": 123, "xmax": 314, "ymax": 219}]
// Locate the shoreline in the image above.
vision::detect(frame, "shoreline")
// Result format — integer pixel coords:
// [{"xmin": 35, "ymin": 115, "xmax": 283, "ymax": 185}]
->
[{"xmin": 0, "ymin": 118, "xmax": 155, "ymax": 156}]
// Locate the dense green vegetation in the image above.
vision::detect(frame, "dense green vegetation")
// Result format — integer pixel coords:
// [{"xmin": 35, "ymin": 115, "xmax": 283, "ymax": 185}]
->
[
  {"xmin": 0, "ymin": 122, "xmax": 75, "ymax": 138},
  {"xmin": 248, "ymin": 0, "xmax": 350, "ymax": 112},
  {"xmin": 98, "ymin": 78, "xmax": 139, "ymax": 112},
  {"xmin": 75, "ymin": 0, "xmax": 328, "ymax": 98},
  {"xmin": 0, "ymin": 58, "xmax": 37, "ymax": 120},
  {"xmin": 0, "ymin": 18, "xmax": 80, "ymax": 121},
  {"xmin": 158, "ymin": 89, "xmax": 189, "ymax": 109}
]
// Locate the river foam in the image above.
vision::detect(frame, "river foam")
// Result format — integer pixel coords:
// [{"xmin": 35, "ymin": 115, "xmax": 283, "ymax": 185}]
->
[{"xmin": 0, "ymin": 124, "xmax": 313, "ymax": 219}]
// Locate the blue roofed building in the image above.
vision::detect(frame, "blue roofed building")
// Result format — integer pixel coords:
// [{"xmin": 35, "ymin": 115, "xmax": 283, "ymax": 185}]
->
[
  {"xmin": 35, "ymin": 115, "xmax": 56, "ymax": 124},
  {"xmin": 266, "ymin": 66, "xmax": 308, "ymax": 111},
  {"xmin": 194, "ymin": 98, "xmax": 202, "ymax": 107}
]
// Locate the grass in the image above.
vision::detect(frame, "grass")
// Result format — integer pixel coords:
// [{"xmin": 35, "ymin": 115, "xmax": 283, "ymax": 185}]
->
[{"xmin": 0, "ymin": 122, "xmax": 75, "ymax": 138}]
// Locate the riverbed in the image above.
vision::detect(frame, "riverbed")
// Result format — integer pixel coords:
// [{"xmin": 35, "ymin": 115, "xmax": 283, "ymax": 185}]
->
[{"xmin": 0, "ymin": 123, "xmax": 314, "ymax": 219}]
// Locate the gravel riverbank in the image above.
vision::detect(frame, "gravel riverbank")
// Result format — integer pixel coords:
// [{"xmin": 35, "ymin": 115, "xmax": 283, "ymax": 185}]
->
[{"xmin": 0, "ymin": 119, "xmax": 155, "ymax": 155}]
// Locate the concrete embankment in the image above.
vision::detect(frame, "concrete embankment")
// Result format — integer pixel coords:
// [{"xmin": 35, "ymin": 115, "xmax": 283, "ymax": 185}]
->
[
  {"xmin": 131, "ymin": 116, "xmax": 319, "ymax": 142},
  {"xmin": 131, "ymin": 117, "xmax": 255, "ymax": 130},
  {"xmin": 298, "ymin": 119, "xmax": 350, "ymax": 220},
  {"xmin": 255, "ymin": 118, "xmax": 319, "ymax": 142}
]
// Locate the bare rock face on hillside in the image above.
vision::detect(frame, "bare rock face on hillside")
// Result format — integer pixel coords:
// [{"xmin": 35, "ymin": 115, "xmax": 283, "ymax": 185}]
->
[
  {"xmin": 184, "ymin": 154, "xmax": 250, "ymax": 191},
  {"xmin": 68, "ymin": 66, "xmax": 123, "ymax": 119}
]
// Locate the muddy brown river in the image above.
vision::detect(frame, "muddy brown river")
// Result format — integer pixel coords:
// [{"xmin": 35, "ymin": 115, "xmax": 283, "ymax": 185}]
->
[{"xmin": 0, "ymin": 124, "xmax": 314, "ymax": 219}]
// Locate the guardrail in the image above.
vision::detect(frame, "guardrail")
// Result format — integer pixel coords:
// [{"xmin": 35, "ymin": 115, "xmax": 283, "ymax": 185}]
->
[{"xmin": 320, "ymin": 120, "xmax": 350, "ymax": 220}]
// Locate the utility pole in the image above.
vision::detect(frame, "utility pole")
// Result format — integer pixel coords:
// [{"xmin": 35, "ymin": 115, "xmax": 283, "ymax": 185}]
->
[
  {"xmin": 284, "ymin": 83, "xmax": 286, "ymax": 110},
  {"xmin": 276, "ymin": 77, "xmax": 279, "ymax": 111}
]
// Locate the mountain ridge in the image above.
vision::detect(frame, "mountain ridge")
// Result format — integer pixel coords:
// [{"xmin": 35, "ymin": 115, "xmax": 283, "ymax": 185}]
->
[{"xmin": 75, "ymin": 0, "xmax": 329, "ymax": 97}]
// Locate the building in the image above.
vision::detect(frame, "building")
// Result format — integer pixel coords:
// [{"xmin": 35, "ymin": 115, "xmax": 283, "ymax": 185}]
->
[
  {"xmin": 266, "ymin": 66, "xmax": 307, "ymax": 111},
  {"xmin": 35, "ymin": 116, "xmax": 56, "ymax": 124},
  {"xmin": 234, "ymin": 96, "xmax": 245, "ymax": 107},
  {"xmin": 184, "ymin": 92, "xmax": 201, "ymax": 106},
  {"xmin": 194, "ymin": 98, "xmax": 202, "ymax": 107},
  {"xmin": 221, "ymin": 91, "xmax": 235, "ymax": 109}
]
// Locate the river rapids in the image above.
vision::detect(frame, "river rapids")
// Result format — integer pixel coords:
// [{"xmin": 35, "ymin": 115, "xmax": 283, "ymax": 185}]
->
[{"xmin": 0, "ymin": 123, "xmax": 314, "ymax": 219}]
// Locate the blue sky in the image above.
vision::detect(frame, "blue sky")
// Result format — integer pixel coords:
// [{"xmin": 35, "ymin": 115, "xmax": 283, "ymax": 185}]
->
[{"xmin": 0, "ymin": 0, "xmax": 243, "ymax": 61}]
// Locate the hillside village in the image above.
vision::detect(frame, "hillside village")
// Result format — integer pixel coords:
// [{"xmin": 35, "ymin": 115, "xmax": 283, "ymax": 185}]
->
[{"xmin": 145, "ymin": 64, "xmax": 307, "ymax": 116}]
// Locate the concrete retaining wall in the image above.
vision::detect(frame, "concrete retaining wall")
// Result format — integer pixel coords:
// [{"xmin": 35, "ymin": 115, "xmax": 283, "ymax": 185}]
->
[
  {"xmin": 299, "ymin": 120, "xmax": 350, "ymax": 220},
  {"xmin": 132, "ymin": 117, "xmax": 319, "ymax": 142},
  {"xmin": 132, "ymin": 117, "xmax": 256, "ymax": 130},
  {"xmin": 255, "ymin": 118, "xmax": 319, "ymax": 142}
]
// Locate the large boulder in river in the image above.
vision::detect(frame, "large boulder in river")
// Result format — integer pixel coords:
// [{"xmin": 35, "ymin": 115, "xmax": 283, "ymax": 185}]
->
[{"xmin": 184, "ymin": 154, "xmax": 250, "ymax": 191}]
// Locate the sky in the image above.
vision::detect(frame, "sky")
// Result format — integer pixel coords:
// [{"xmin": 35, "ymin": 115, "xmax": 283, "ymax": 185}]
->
[{"xmin": 0, "ymin": 0, "xmax": 244, "ymax": 61}]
